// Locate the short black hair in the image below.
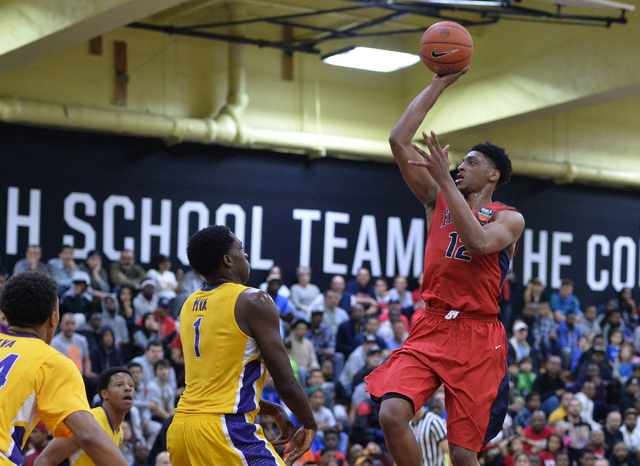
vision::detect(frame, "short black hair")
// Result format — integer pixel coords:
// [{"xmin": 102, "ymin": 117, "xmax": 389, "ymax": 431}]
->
[
  {"xmin": 0, "ymin": 271, "xmax": 58, "ymax": 328},
  {"xmin": 320, "ymin": 448, "xmax": 336, "ymax": 457},
  {"xmin": 146, "ymin": 340, "xmax": 163, "ymax": 351},
  {"xmin": 98, "ymin": 366, "xmax": 132, "ymax": 401},
  {"xmin": 59, "ymin": 245, "xmax": 73, "ymax": 253},
  {"xmin": 470, "ymin": 142, "xmax": 512, "ymax": 188},
  {"xmin": 149, "ymin": 254, "xmax": 168, "ymax": 271},
  {"xmin": 127, "ymin": 362, "xmax": 142, "ymax": 370},
  {"xmin": 154, "ymin": 359, "xmax": 171, "ymax": 374},
  {"xmin": 187, "ymin": 225, "xmax": 235, "ymax": 276}
]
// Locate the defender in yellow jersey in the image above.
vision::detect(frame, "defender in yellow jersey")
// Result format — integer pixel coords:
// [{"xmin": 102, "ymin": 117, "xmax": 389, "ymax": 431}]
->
[
  {"xmin": 167, "ymin": 226, "xmax": 317, "ymax": 466},
  {"xmin": 36, "ymin": 367, "xmax": 134, "ymax": 466},
  {"xmin": 0, "ymin": 271, "xmax": 127, "ymax": 466}
]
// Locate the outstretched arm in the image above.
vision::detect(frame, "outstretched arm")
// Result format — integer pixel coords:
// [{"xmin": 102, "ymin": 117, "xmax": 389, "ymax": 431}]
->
[
  {"xmin": 389, "ymin": 68, "xmax": 469, "ymax": 208},
  {"xmin": 237, "ymin": 290, "xmax": 317, "ymax": 466}
]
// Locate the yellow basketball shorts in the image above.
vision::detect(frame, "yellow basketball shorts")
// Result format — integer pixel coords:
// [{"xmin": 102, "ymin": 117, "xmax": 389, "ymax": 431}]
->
[{"xmin": 167, "ymin": 413, "xmax": 285, "ymax": 466}]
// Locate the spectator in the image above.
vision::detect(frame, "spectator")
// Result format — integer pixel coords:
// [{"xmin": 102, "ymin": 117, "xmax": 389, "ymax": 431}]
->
[
  {"xmin": 287, "ymin": 319, "xmax": 320, "ymax": 376},
  {"xmin": 309, "ymin": 275, "xmax": 355, "ymax": 315},
  {"xmin": 12, "ymin": 244, "xmax": 49, "ymax": 276},
  {"xmin": 308, "ymin": 385, "xmax": 338, "ymax": 441},
  {"xmin": 352, "ymin": 316, "xmax": 387, "ymax": 352},
  {"xmin": 265, "ymin": 273, "xmax": 293, "ymax": 338},
  {"xmin": 565, "ymin": 398, "xmax": 592, "ymax": 466},
  {"xmin": 524, "ymin": 277, "xmax": 550, "ymax": 308},
  {"xmin": 373, "ymin": 277, "xmax": 389, "ymax": 311},
  {"xmin": 620, "ymin": 408, "xmax": 640, "ymax": 453},
  {"xmin": 522, "ymin": 410, "xmax": 555, "ymax": 454},
  {"xmin": 345, "ymin": 268, "xmax": 378, "ymax": 314},
  {"xmin": 320, "ymin": 290, "xmax": 350, "ymax": 339},
  {"xmin": 315, "ymin": 431, "xmax": 347, "ymax": 465},
  {"xmin": 59, "ymin": 271, "xmax": 93, "ymax": 319},
  {"xmin": 174, "ymin": 268, "xmax": 204, "ymax": 311},
  {"xmin": 602, "ymin": 310, "xmax": 632, "ymax": 346},
  {"xmin": 258, "ymin": 264, "xmax": 291, "ymax": 298},
  {"xmin": 340, "ymin": 335, "xmax": 379, "ymax": 393},
  {"xmin": 134, "ymin": 280, "xmax": 158, "ymax": 321},
  {"xmin": 558, "ymin": 311, "xmax": 582, "ymax": 369},
  {"xmin": 146, "ymin": 254, "xmax": 182, "ymax": 301},
  {"xmin": 579, "ymin": 306, "xmax": 602, "ymax": 341},
  {"xmin": 516, "ymin": 357, "xmax": 537, "ymax": 398},
  {"xmin": 613, "ymin": 342, "xmax": 637, "ymax": 384},
  {"xmin": 352, "ymin": 345, "xmax": 383, "ymax": 389},
  {"xmin": 128, "ymin": 362, "xmax": 162, "ymax": 449},
  {"xmin": 79, "ymin": 249, "xmax": 110, "ymax": 297},
  {"xmin": 603, "ymin": 411, "xmax": 624, "ymax": 458},
  {"xmin": 153, "ymin": 297, "xmax": 178, "ymax": 345},
  {"xmin": 578, "ymin": 450, "xmax": 596, "ymax": 466},
  {"xmin": 76, "ymin": 311, "xmax": 103, "ymax": 353},
  {"xmin": 131, "ymin": 341, "xmax": 177, "ymax": 392},
  {"xmin": 51, "ymin": 313, "xmax": 97, "ymax": 399},
  {"xmin": 131, "ymin": 441, "xmax": 153, "ymax": 466},
  {"xmin": 290, "ymin": 266, "xmax": 321, "ymax": 320},
  {"xmin": 47, "ymin": 244, "xmax": 76, "ymax": 293},
  {"xmin": 608, "ymin": 441, "xmax": 637, "ymax": 466},
  {"xmin": 607, "ymin": 329, "xmax": 624, "ymax": 364},
  {"xmin": 376, "ymin": 299, "xmax": 409, "ymax": 340},
  {"xmin": 618, "ymin": 377, "xmax": 640, "ymax": 413},
  {"xmin": 117, "ymin": 285, "xmax": 136, "ymax": 322},
  {"xmin": 147, "ymin": 359, "xmax": 175, "ymax": 422},
  {"xmin": 23, "ymin": 421, "xmax": 49, "ymax": 466},
  {"xmin": 509, "ymin": 321, "xmax": 534, "ymax": 365},
  {"xmin": 531, "ymin": 356, "xmax": 566, "ymax": 415},
  {"xmin": 589, "ymin": 429, "xmax": 607, "ymax": 459},
  {"xmin": 120, "ymin": 420, "xmax": 135, "ymax": 463},
  {"xmin": 550, "ymin": 279, "xmax": 581, "ymax": 322},
  {"xmin": 538, "ymin": 433, "xmax": 564, "ymax": 466},
  {"xmin": 90, "ymin": 326, "xmax": 124, "ymax": 374},
  {"xmin": 101, "ymin": 293, "xmax": 130, "ymax": 348},
  {"xmin": 110, "ymin": 249, "xmax": 146, "ymax": 290},
  {"xmin": 336, "ymin": 304, "xmax": 366, "ymax": 358},
  {"xmin": 514, "ymin": 392, "xmax": 542, "ymax": 429},
  {"xmin": 307, "ymin": 309, "xmax": 336, "ymax": 365},
  {"xmin": 385, "ymin": 320, "xmax": 408, "ymax": 353},
  {"xmin": 386, "ymin": 275, "xmax": 414, "ymax": 318},
  {"xmin": 532, "ymin": 301, "xmax": 560, "ymax": 360},
  {"xmin": 549, "ymin": 391, "xmax": 574, "ymax": 425},
  {"xmin": 573, "ymin": 381, "xmax": 600, "ymax": 431}
]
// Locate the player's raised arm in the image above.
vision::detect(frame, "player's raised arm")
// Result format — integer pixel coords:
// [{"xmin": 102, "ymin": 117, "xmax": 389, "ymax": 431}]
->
[
  {"xmin": 389, "ymin": 68, "xmax": 469, "ymax": 208},
  {"xmin": 238, "ymin": 289, "xmax": 317, "ymax": 465}
]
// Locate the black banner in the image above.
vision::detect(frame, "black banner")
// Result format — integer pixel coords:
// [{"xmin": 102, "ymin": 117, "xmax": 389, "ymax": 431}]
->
[{"xmin": 1, "ymin": 122, "xmax": 639, "ymax": 312}]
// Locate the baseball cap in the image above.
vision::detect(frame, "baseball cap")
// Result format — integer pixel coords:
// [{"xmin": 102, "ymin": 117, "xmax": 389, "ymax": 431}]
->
[
  {"xmin": 627, "ymin": 378, "xmax": 640, "ymax": 387},
  {"xmin": 364, "ymin": 334, "xmax": 378, "ymax": 343},
  {"xmin": 513, "ymin": 321, "xmax": 528, "ymax": 332},
  {"xmin": 388, "ymin": 297, "xmax": 400, "ymax": 304},
  {"xmin": 140, "ymin": 279, "xmax": 155, "ymax": 289},
  {"xmin": 86, "ymin": 249, "xmax": 101, "ymax": 258},
  {"xmin": 33, "ymin": 420, "xmax": 49, "ymax": 434},
  {"xmin": 308, "ymin": 385, "xmax": 325, "ymax": 397},
  {"xmin": 158, "ymin": 297, "xmax": 171, "ymax": 308},
  {"xmin": 71, "ymin": 271, "xmax": 91, "ymax": 285},
  {"xmin": 592, "ymin": 346, "xmax": 606, "ymax": 353},
  {"xmin": 367, "ymin": 345, "xmax": 382, "ymax": 355},
  {"xmin": 266, "ymin": 274, "xmax": 282, "ymax": 284}
]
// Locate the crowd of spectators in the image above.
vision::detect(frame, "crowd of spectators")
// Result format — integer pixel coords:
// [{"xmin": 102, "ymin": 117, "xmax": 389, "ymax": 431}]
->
[{"xmin": 3, "ymin": 243, "xmax": 640, "ymax": 466}]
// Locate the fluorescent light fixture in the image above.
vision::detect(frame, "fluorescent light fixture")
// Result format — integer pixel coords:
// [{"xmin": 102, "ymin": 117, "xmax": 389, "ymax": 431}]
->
[
  {"xmin": 410, "ymin": 0, "xmax": 503, "ymax": 5},
  {"xmin": 322, "ymin": 47, "xmax": 420, "ymax": 72}
]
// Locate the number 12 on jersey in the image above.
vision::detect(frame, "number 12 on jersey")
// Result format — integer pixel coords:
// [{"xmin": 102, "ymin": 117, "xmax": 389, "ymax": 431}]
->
[{"xmin": 445, "ymin": 232, "xmax": 471, "ymax": 261}]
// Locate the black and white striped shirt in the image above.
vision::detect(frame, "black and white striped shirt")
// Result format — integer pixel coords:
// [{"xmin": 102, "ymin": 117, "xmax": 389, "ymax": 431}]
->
[{"xmin": 411, "ymin": 411, "xmax": 448, "ymax": 466}]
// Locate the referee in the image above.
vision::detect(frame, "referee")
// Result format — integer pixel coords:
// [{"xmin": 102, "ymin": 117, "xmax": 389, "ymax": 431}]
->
[{"xmin": 411, "ymin": 396, "xmax": 449, "ymax": 466}]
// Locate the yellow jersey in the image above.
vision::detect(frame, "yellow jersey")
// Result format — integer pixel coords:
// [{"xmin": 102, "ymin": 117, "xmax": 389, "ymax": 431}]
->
[
  {"xmin": 175, "ymin": 283, "xmax": 266, "ymax": 420},
  {"xmin": 66, "ymin": 406, "xmax": 123, "ymax": 466},
  {"xmin": 0, "ymin": 331, "xmax": 90, "ymax": 466}
]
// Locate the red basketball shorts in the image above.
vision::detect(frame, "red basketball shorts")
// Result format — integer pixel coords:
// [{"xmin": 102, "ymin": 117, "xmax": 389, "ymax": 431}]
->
[{"xmin": 365, "ymin": 308, "xmax": 509, "ymax": 452}]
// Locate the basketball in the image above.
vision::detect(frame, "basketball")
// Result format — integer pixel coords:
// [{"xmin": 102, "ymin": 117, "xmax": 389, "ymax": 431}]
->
[{"xmin": 420, "ymin": 21, "xmax": 473, "ymax": 75}]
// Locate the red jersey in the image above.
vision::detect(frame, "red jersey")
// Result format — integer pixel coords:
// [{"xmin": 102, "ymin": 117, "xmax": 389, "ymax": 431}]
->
[
  {"xmin": 421, "ymin": 192, "xmax": 519, "ymax": 316},
  {"xmin": 522, "ymin": 425, "xmax": 555, "ymax": 454}
]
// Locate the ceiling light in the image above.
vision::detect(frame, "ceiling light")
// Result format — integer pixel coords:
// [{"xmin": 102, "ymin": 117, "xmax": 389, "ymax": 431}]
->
[
  {"xmin": 409, "ymin": 0, "xmax": 504, "ymax": 5},
  {"xmin": 322, "ymin": 47, "xmax": 420, "ymax": 72}
]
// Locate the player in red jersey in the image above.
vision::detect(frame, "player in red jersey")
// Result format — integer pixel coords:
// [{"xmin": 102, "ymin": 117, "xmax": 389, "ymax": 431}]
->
[{"xmin": 365, "ymin": 67, "xmax": 525, "ymax": 466}]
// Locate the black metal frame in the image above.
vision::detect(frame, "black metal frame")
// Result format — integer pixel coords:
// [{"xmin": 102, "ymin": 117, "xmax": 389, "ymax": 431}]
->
[{"xmin": 128, "ymin": 0, "xmax": 630, "ymax": 54}]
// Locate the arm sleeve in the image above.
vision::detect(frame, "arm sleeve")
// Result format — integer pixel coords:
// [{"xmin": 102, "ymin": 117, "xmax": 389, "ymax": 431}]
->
[{"xmin": 36, "ymin": 355, "xmax": 91, "ymax": 438}]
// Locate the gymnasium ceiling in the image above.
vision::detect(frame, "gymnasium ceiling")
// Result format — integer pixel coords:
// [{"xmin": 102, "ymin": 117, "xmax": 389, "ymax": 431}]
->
[{"xmin": 1, "ymin": 0, "xmax": 640, "ymax": 189}]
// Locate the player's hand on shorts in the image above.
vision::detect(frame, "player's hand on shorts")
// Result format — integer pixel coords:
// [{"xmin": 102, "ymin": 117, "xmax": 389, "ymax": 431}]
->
[
  {"xmin": 270, "ymin": 408, "xmax": 297, "ymax": 446},
  {"xmin": 284, "ymin": 427, "xmax": 316, "ymax": 466}
]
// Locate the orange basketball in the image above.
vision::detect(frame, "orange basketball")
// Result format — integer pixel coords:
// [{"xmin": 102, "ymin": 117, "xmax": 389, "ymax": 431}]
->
[{"xmin": 420, "ymin": 21, "xmax": 473, "ymax": 75}]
